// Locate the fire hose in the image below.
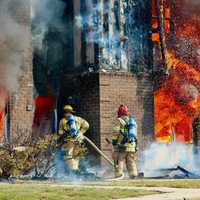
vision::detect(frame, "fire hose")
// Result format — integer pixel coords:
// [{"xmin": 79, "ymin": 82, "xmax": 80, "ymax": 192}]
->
[{"xmin": 83, "ymin": 136, "xmax": 115, "ymax": 167}]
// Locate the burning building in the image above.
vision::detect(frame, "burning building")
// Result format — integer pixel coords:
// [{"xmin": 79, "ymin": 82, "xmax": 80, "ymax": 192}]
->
[
  {"xmin": 0, "ymin": 0, "xmax": 200, "ymax": 166},
  {"xmin": 31, "ymin": 0, "xmax": 154, "ymax": 164},
  {"xmin": 153, "ymin": 0, "xmax": 200, "ymax": 144}
]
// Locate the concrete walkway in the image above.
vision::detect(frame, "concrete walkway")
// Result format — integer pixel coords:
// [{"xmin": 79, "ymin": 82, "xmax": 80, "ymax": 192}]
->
[
  {"xmin": 48, "ymin": 184, "xmax": 200, "ymax": 200},
  {"xmin": 117, "ymin": 187, "xmax": 200, "ymax": 200},
  {"xmin": 51, "ymin": 184, "xmax": 200, "ymax": 200}
]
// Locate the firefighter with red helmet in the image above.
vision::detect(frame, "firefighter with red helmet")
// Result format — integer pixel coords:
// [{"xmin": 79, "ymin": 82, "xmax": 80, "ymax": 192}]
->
[{"xmin": 112, "ymin": 105, "xmax": 138, "ymax": 178}]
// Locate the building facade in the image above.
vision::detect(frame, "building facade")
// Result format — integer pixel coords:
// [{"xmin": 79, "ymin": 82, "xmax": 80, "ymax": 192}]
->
[
  {"xmin": 55, "ymin": 0, "xmax": 154, "ymax": 164},
  {"xmin": 0, "ymin": 0, "xmax": 155, "ymax": 165}
]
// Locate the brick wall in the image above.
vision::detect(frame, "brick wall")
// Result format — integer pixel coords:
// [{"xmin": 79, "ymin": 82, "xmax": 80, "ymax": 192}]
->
[
  {"xmin": 193, "ymin": 117, "xmax": 200, "ymax": 146},
  {"xmin": 77, "ymin": 73, "xmax": 101, "ymax": 165},
  {"xmin": 74, "ymin": 72, "xmax": 154, "ymax": 166},
  {"xmin": 99, "ymin": 72, "xmax": 154, "ymax": 165},
  {"xmin": 9, "ymin": 0, "xmax": 34, "ymax": 145}
]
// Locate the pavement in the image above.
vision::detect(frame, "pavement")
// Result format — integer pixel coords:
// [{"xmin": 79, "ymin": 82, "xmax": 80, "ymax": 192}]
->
[
  {"xmin": 48, "ymin": 184, "xmax": 200, "ymax": 200},
  {"xmin": 116, "ymin": 187, "xmax": 200, "ymax": 200}
]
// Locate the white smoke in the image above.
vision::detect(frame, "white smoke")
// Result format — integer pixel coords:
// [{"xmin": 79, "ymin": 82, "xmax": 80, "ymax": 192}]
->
[
  {"xmin": 0, "ymin": 0, "xmax": 30, "ymax": 92},
  {"xmin": 31, "ymin": 0, "xmax": 66, "ymax": 52},
  {"xmin": 31, "ymin": 0, "xmax": 69, "ymax": 96},
  {"xmin": 140, "ymin": 143, "xmax": 200, "ymax": 177},
  {"xmin": 75, "ymin": 1, "xmax": 128, "ymax": 68},
  {"xmin": 0, "ymin": 88, "xmax": 8, "ymax": 112},
  {"xmin": 53, "ymin": 149, "xmax": 103, "ymax": 181}
]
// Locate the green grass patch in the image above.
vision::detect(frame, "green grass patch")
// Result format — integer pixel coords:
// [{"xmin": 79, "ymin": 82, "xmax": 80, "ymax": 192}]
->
[
  {"xmin": 0, "ymin": 183, "xmax": 160, "ymax": 200},
  {"xmin": 87, "ymin": 179, "xmax": 200, "ymax": 189}
]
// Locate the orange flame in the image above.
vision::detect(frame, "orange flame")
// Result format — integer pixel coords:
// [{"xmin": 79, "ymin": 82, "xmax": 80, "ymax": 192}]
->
[
  {"xmin": 153, "ymin": 1, "xmax": 200, "ymax": 143},
  {"xmin": 155, "ymin": 52, "xmax": 200, "ymax": 143},
  {"xmin": 0, "ymin": 87, "xmax": 8, "ymax": 142},
  {"xmin": 151, "ymin": 0, "xmax": 170, "ymax": 42},
  {"xmin": 155, "ymin": 51, "xmax": 200, "ymax": 143}
]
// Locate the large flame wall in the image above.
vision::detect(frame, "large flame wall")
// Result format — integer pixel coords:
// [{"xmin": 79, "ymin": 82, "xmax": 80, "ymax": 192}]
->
[
  {"xmin": 154, "ymin": 0, "xmax": 200, "ymax": 143},
  {"xmin": 155, "ymin": 57, "xmax": 200, "ymax": 142}
]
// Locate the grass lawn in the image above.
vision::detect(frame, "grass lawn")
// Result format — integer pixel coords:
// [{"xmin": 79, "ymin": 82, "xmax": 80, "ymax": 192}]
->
[
  {"xmin": 87, "ymin": 179, "xmax": 200, "ymax": 189},
  {"xmin": 0, "ymin": 183, "xmax": 160, "ymax": 200},
  {"xmin": 1, "ymin": 179, "xmax": 200, "ymax": 200}
]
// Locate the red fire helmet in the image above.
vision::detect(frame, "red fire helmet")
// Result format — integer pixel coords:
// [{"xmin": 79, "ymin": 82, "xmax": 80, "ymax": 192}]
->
[{"xmin": 117, "ymin": 105, "xmax": 129, "ymax": 117}]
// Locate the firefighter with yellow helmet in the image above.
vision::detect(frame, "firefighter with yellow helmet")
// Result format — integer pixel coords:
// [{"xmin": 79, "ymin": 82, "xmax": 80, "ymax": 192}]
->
[
  {"xmin": 58, "ymin": 105, "xmax": 89, "ymax": 172},
  {"xmin": 112, "ymin": 105, "xmax": 138, "ymax": 179}
]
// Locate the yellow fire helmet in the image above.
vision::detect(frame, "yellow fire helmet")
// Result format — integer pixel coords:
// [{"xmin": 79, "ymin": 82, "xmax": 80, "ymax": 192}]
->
[{"xmin": 63, "ymin": 105, "xmax": 75, "ymax": 113}]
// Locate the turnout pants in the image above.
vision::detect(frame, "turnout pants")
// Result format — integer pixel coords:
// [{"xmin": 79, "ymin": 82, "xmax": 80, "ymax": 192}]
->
[
  {"xmin": 62, "ymin": 140, "xmax": 82, "ymax": 171},
  {"xmin": 113, "ymin": 151, "xmax": 138, "ymax": 178}
]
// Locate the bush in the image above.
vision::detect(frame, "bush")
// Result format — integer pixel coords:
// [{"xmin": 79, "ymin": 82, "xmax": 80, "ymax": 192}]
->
[{"xmin": 0, "ymin": 134, "xmax": 57, "ymax": 178}]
